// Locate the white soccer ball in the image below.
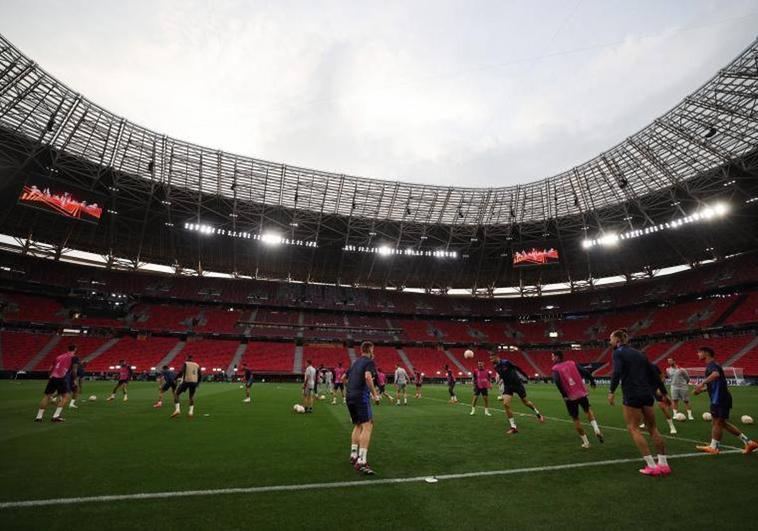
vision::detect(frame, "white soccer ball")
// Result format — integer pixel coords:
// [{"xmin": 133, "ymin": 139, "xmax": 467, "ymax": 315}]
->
[
  {"xmin": 674, "ymin": 412, "xmax": 686, "ymax": 422},
  {"xmin": 88, "ymin": 395, "xmax": 97, "ymax": 401},
  {"xmin": 463, "ymin": 349, "xmax": 475, "ymax": 359},
  {"xmin": 293, "ymin": 404, "xmax": 305, "ymax": 413},
  {"xmin": 702, "ymin": 412, "xmax": 713, "ymax": 422},
  {"xmin": 741, "ymin": 415, "xmax": 754, "ymax": 425},
  {"xmin": 319, "ymin": 395, "xmax": 326, "ymax": 400}
]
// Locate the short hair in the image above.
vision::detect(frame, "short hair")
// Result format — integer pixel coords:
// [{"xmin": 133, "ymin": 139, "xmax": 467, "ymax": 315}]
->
[
  {"xmin": 611, "ymin": 329, "xmax": 629, "ymax": 343},
  {"xmin": 553, "ymin": 350, "xmax": 564, "ymax": 360},
  {"xmin": 306, "ymin": 359, "xmax": 312, "ymax": 365},
  {"xmin": 698, "ymin": 346, "xmax": 715, "ymax": 357},
  {"xmin": 338, "ymin": 361, "xmax": 343, "ymax": 366},
  {"xmin": 67, "ymin": 344, "xmax": 77, "ymax": 352},
  {"xmin": 162, "ymin": 365, "xmax": 168, "ymax": 370},
  {"xmin": 360, "ymin": 341, "xmax": 373, "ymax": 354}
]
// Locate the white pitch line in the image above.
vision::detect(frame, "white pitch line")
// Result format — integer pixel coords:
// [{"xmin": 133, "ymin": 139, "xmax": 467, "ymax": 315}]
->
[
  {"xmin": 0, "ymin": 450, "xmax": 740, "ymax": 510},
  {"xmin": 424, "ymin": 395, "xmax": 741, "ymax": 450}
]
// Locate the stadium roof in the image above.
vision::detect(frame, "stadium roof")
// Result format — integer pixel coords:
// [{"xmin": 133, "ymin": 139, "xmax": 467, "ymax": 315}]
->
[{"xmin": 0, "ymin": 33, "xmax": 757, "ymax": 292}]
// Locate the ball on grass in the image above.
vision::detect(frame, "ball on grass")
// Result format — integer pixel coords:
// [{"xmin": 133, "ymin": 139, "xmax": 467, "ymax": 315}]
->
[
  {"xmin": 463, "ymin": 349, "xmax": 475, "ymax": 359},
  {"xmin": 702, "ymin": 412, "xmax": 713, "ymax": 422},
  {"xmin": 88, "ymin": 395, "xmax": 97, "ymax": 401},
  {"xmin": 741, "ymin": 415, "xmax": 754, "ymax": 425},
  {"xmin": 674, "ymin": 412, "xmax": 686, "ymax": 422},
  {"xmin": 293, "ymin": 404, "xmax": 305, "ymax": 413}
]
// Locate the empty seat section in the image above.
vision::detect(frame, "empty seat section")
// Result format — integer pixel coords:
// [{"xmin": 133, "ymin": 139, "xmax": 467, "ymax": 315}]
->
[
  {"xmin": 195, "ymin": 308, "xmax": 245, "ymax": 334},
  {"xmin": 401, "ymin": 346, "xmax": 448, "ymax": 375},
  {"xmin": 1, "ymin": 331, "xmax": 53, "ymax": 370},
  {"xmin": 173, "ymin": 339, "xmax": 240, "ymax": 372},
  {"xmin": 725, "ymin": 292, "xmax": 758, "ymax": 325},
  {"xmin": 87, "ymin": 337, "xmax": 179, "ymax": 372},
  {"xmin": 303, "ymin": 344, "xmax": 350, "ymax": 368},
  {"xmin": 32, "ymin": 336, "xmax": 111, "ymax": 371},
  {"xmin": 241, "ymin": 342, "xmax": 294, "ymax": 372}
]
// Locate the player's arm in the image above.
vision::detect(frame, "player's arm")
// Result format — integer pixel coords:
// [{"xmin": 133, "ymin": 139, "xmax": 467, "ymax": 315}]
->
[
  {"xmin": 608, "ymin": 351, "xmax": 622, "ymax": 405},
  {"xmin": 197, "ymin": 366, "xmax": 202, "ymax": 385},
  {"xmin": 694, "ymin": 371, "xmax": 719, "ymax": 394},
  {"xmin": 682, "ymin": 368, "xmax": 690, "ymax": 385},
  {"xmin": 552, "ymin": 370, "xmax": 568, "ymax": 400}
]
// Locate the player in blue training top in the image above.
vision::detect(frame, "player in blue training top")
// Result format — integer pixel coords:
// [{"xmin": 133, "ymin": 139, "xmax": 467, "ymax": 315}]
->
[
  {"xmin": 153, "ymin": 365, "xmax": 176, "ymax": 408},
  {"xmin": 694, "ymin": 346, "xmax": 757, "ymax": 455},
  {"xmin": 242, "ymin": 363, "xmax": 254, "ymax": 403},
  {"xmin": 344, "ymin": 340, "xmax": 380, "ymax": 475},
  {"xmin": 607, "ymin": 329, "xmax": 671, "ymax": 476},
  {"xmin": 489, "ymin": 352, "xmax": 544, "ymax": 435}
]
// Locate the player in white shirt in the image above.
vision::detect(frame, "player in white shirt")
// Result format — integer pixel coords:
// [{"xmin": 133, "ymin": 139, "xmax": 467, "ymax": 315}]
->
[
  {"xmin": 303, "ymin": 360, "xmax": 317, "ymax": 413},
  {"xmin": 666, "ymin": 358, "xmax": 694, "ymax": 421},
  {"xmin": 394, "ymin": 364, "xmax": 409, "ymax": 406}
]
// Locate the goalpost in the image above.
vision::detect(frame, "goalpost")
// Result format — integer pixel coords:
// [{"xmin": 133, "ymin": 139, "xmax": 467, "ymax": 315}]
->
[{"xmin": 681, "ymin": 367, "xmax": 746, "ymax": 386}]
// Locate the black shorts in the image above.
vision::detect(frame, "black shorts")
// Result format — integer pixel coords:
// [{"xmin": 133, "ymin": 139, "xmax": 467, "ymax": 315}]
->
[
  {"xmin": 448, "ymin": 382, "xmax": 456, "ymax": 395},
  {"xmin": 176, "ymin": 381, "xmax": 198, "ymax": 398},
  {"xmin": 44, "ymin": 377, "xmax": 70, "ymax": 396},
  {"xmin": 346, "ymin": 396, "xmax": 372, "ymax": 425},
  {"xmin": 565, "ymin": 396, "xmax": 591, "ymax": 419},
  {"xmin": 245, "ymin": 379, "xmax": 254, "ymax": 388},
  {"xmin": 378, "ymin": 384, "xmax": 386, "ymax": 394},
  {"xmin": 161, "ymin": 381, "xmax": 177, "ymax": 392},
  {"xmin": 117, "ymin": 379, "xmax": 129, "ymax": 385},
  {"xmin": 502, "ymin": 383, "xmax": 526, "ymax": 399},
  {"xmin": 474, "ymin": 387, "xmax": 489, "ymax": 397},
  {"xmin": 334, "ymin": 382, "xmax": 344, "ymax": 391},
  {"xmin": 415, "ymin": 383, "xmax": 422, "ymax": 388},
  {"xmin": 623, "ymin": 395, "xmax": 655, "ymax": 409},
  {"xmin": 710, "ymin": 403, "xmax": 732, "ymax": 420}
]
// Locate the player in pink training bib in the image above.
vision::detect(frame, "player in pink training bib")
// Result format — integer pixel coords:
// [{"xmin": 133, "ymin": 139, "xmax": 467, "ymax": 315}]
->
[
  {"xmin": 551, "ymin": 351, "xmax": 604, "ymax": 448},
  {"xmin": 35, "ymin": 345, "xmax": 79, "ymax": 423},
  {"xmin": 332, "ymin": 362, "xmax": 347, "ymax": 405},
  {"xmin": 107, "ymin": 360, "xmax": 133, "ymax": 402},
  {"xmin": 470, "ymin": 362, "xmax": 492, "ymax": 416},
  {"xmin": 375, "ymin": 368, "xmax": 395, "ymax": 404}
]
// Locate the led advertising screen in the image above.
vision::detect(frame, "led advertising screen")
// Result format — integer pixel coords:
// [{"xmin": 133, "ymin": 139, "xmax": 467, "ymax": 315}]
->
[
  {"xmin": 513, "ymin": 247, "xmax": 559, "ymax": 267},
  {"xmin": 18, "ymin": 177, "xmax": 104, "ymax": 223}
]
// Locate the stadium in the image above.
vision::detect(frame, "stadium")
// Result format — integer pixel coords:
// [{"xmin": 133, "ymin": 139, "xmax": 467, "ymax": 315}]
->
[{"xmin": 1, "ymin": 5, "xmax": 757, "ymax": 530}]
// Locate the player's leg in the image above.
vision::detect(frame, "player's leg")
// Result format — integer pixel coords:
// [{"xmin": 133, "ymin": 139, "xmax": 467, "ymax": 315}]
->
[
  {"xmin": 356, "ymin": 420, "xmax": 374, "ymax": 471},
  {"xmin": 622, "ymin": 405, "xmax": 658, "ymax": 473},
  {"xmin": 187, "ymin": 385, "xmax": 196, "ymax": 416},
  {"xmin": 519, "ymin": 392, "xmax": 544, "ymax": 422},
  {"xmin": 108, "ymin": 382, "xmax": 120, "ymax": 400},
  {"xmin": 721, "ymin": 419, "xmax": 757, "ymax": 453},
  {"xmin": 172, "ymin": 384, "xmax": 185, "ymax": 417},
  {"xmin": 483, "ymin": 391, "xmax": 491, "ymax": 415},
  {"xmin": 641, "ymin": 405, "xmax": 669, "ymax": 474},
  {"xmin": 349, "ymin": 423, "xmax": 361, "ymax": 463},
  {"xmin": 502, "ymin": 393, "xmax": 518, "ymax": 433},
  {"xmin": 683, "ymin": 397, "xmax": 694, "ymax": 420},
  {"xmin": 470, "ymin": 391, "xmax": 478, "ymax": 415},
  {"xmin": 122, "ymin": 383, "xmax": 128, "ymax": 401},
  {"xmin": 35, "ymin": 389, "xmax": 53, "ymax": 421},
  {"xmin": 585, "ymin": 405, "xmax": 603, "ymax": 442},
  {"xmin": 658, "ymin": 399, "xmax": 676, "ymax": 434}
]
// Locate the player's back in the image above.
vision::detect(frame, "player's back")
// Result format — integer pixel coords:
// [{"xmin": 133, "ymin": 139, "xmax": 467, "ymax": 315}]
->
[
  {"xmin": 183, "ymin": 361, "xmax": 200, "ymax": 383},
  {"xmin": 611, "ymin": 345, "xmax": 657, "ymax": 398},
  {"xmin": 347, "ymin": 356, "xmax": 375, "ymax": 399},
  {"xmin": 705, "ymin": 361, "xmax": 731, "ymax": 405},
  {"xmin": 552, "ymin": 360, "xmax": 587, "ymax": 400},
  {"xmin": 50, "ymin": 351, "xmax": 76, "ymax": 379}
]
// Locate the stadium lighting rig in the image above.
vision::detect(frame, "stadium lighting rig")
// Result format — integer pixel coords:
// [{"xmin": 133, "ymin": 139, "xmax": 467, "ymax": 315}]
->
[
  {"xmin": 342, "ymin": 244, "xmax": 459, "ymax": 258},
  {"xmin": 183, "ymin": 223, "xmax": 317, "ymax": 248},
  {"xmin": 582, "ymin": 202, "xmax": 729, "ymax": 250}
]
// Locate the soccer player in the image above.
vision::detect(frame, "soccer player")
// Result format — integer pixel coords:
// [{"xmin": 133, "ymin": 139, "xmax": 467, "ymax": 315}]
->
[
  {"xmin": 607, "ymin": 329, "xmax": 672, "ymax": 476},
  {"xmin": 242, "ymin": 363, "xmax": 254, "ymax": 403},
  {"xmin": 153, "ymin": 365, "xmax": 176, "ymax": 408},
  {"xmin": 303, "ymin": 360, "xmax": 317, "ymax": 413},
  {"xmin": 332, "ymin": 362, "xmax": 347, "ymax": 405},
  {"xmin": 650, "ymin": 363, "xmax": 677, "ymax": 435},
  {"xmin": 35, "ymin": 345, "xmax": 79, "ymax": 422},
  {"xmin": 666, "ymin": 358, "xmax": 694, "ymax": 421},
  {"xmin": 470, "ymin": 361, "xmax": 492, "ymax": 416},
  {"xmin": 551, "ymin": 351, "xmax": 603, "ymax": 448},
  {"xmin": 107, "ymin": 360, "xmax": 132, "ymax": 402},
  {"xmin": 345, "ymin": 341, "xmax": 380, "ymax": 475},
  {"xmin": 323, "ymin": 365, "xmax": 334, "ymax": 402},
  {"xmin": 693, "ymin": 346, "xmax": 757, "ymax": 455},
  {"xmin": 489, "ymin": 352, "xmax": 544, "ymax": 434},
  {"xmin": 393, "ymin": 363, "xmax": 409, "ymax": 405},
  {"xmin": 413, "ymin": 369, "xmax": 424, "ymax": 399},
  {"xmin": 69, "ymin": 360, "xmax": 86, "ymax": 409},
  {"xmin": 375, "ymin": 368, "xmax": 394, "ymax": 404},
  {"xmin": 171, "ymin": 355, "xmax": 201, "ymax": 418},
  {"xmin": 445, "ymin": 365, "xmax": 458, "ymax": 404}
]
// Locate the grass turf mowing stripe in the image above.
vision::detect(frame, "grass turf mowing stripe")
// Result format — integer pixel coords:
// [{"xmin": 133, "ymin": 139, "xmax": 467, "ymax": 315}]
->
[
  {"xmin": 425, "ymin": 395, "xmax": 741, "ymax": 450},
  {"xmin": 0, "ymin": 450, "xmax": 740, "ymax": 509}
]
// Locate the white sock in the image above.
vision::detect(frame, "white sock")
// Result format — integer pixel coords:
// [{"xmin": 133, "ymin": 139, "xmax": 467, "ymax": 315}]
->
[
  {"xmin": 672, "ymin": 409, "xmax": 678, "ymax": 415},
  {"xmin": 471, "ymin": 407, "xmax": 476, "ymax": 413},
  {"xmin": 710, "ymin": 438, "xmax": 720, "ymax": 449},
  {"xmin": 590, "ymin": 420, "xmax": 600, "ymax": 434},
  {"xmin": 358, "ymin": 447, "xmax": 368, "ymax": 465},
  {"xmin": 53, "ymin": 407, "xmax": 63, "ymax": 418},
  {"xmin": 580, "ymin": 434, "xmax": 589, "ymax": 445},
  {"xmin": 643, "ymin": 455, "xmax": 656, "ymax": 468},
  {"xmin": 687, "ymin": 410, "xmax": 694, "ymax": 419},
  {"xmin": 657, "ymin": 454, "xmax": 668, "ymax": 466},
  {"xmin": 70, "ymin": 399, "xmax": 76, "ymax": 407},
  {"xmin": 508, "ymin": 417, "xmax": 517, "ymax": 429},
  {"xmin": 175, "ymin": 403, "xmax": 180, "ymax": 412},
  {"xmin": 36, "ymin": 409, "xmax": 44, "ymax": 420},
  {"xmin": 667, "ymin": 419, "xmax": 675, "ymax": 430},
  {"xmin": 189, "ymin": 405, "xmax": 194, "ymax": 415},
  {"xmin": 484, "ymin": 408, "xmax": 490, "ymax": 414},
  {"xmin": 350, "ymin": 444, "xmax": 358, "ymax": 457},
  {"xmin": 738, "ymin": 433, "xmax": 749, "ymax": 444}
]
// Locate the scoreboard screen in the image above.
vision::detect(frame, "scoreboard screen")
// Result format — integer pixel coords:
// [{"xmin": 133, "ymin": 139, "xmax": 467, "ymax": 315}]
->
[
  {"xmin": 18, "ymin": 177, "xmax": 103, "ymax": 223},
  {"xmin": 513, "ymin": 248, "xmax": 559, "ymax": 267}
]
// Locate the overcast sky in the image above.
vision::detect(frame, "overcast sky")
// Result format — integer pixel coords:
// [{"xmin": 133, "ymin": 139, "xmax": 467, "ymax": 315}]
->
[{"xmin": 2, "ymin": 0, "xmax": 757, "ymax": 187}]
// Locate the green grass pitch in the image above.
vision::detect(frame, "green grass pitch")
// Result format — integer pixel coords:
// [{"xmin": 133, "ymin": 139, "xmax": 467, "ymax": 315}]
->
[{"xmin": 1, "ymin": 379, "xmax": 756, "ymax": 530}]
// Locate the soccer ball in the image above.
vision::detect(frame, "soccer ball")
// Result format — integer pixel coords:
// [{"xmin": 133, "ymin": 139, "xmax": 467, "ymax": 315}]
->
[
  {"xmin": 319, "ymin": 395, "xmax": 326, "ymax": 400},
  {"xmin": 293, "ymin": 404, "xmax": 305, "ymax": 413},
  {"xmin": 702, "ymin": 412, "xmax": 713, "ymax": 421},
  {"xmin": 88, "ymin": 395, "xmax": 97, "ymax": 401},
  {"xmin": 463, "ymin": 349, "xmax": 475, "ymax": 359},
  {"xmin": 674, "ymin": 412, "xmax": 686, "ymax": 422},
  {"xmin": 741, "ymin": 415, "xmax": 754, "ymax": 425}
]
